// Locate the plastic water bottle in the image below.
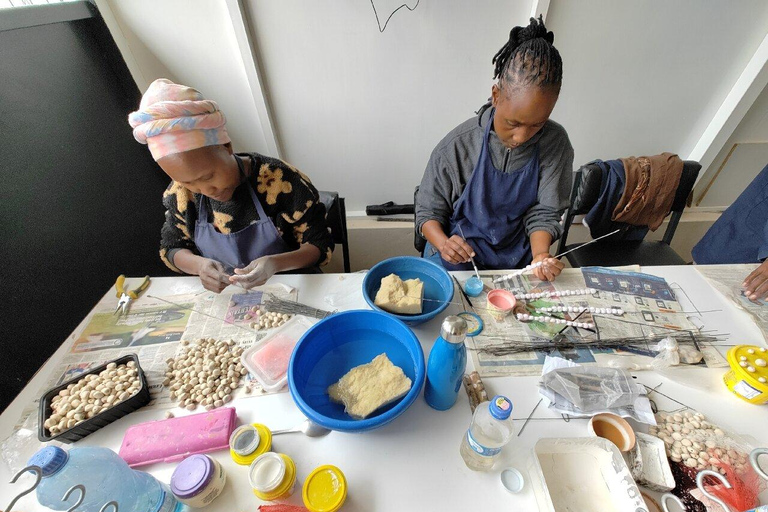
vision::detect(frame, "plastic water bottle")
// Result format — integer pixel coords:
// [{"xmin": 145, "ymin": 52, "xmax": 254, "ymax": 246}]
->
[
  {"xmin": 28, "ymin": 446, "xmax": 184, "ymax": 512},
  {"xmin": 459, "ymin": 395, "xmax": 514, "ymax": 471},
  {"xmin": 424, "ymin": 316, "xmax": 467, "ymax": 410}
]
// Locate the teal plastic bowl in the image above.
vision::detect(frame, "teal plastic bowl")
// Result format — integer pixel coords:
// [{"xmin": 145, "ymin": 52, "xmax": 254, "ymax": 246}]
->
[
  {"xmin": 288, "ymin": 310, "xmax": 425, "ymax": 432},
  {"xmin": 362, "ymin": 256, "xmax": 454, "ymax": 326}
]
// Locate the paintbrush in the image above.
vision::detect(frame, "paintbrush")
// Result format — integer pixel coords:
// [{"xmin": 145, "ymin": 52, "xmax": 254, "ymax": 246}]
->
[
  {"xmin": 457, "ymin": 224, "xmax": 481, "ymax": 280},
  {"xmin": 493, "ymin": 229, "xmax": 622, "ymax": 283}
]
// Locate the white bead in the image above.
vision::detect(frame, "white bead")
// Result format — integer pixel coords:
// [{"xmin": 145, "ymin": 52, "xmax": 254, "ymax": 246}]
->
[{"xmin": 748, "ymin": 349, "xmax": 755, "ymax": 354}]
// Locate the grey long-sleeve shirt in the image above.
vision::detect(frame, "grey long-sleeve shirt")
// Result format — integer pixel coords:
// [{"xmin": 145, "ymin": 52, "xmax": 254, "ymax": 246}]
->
[{"xmin": 415, "ymin": 106, "xmax": 574, "ymax": 242}]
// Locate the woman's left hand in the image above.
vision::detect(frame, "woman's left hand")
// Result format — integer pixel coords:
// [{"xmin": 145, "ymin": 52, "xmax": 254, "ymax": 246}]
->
[
  {"xmin": 230, "ymin": 256, "xmax": 279, "ymax": 289},
  {"xmin": 531, "ymin": 252, "xmax": 564, "ymax": 281}
]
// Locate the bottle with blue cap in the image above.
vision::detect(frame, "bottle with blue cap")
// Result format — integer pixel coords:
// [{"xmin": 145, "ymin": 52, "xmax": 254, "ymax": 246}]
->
[
  {"xmin": 28, "ymin": 446, "xmax": 185, "ymax": 512},
  {"xmin": 459, "ymin": 395, "xmax": 515, "ymax": 471},
  {"xmin": 424, "ymin": 315, "xmax": 468, "ymax": 410}
]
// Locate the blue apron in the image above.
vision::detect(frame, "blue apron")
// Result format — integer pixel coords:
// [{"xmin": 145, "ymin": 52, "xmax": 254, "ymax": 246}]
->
[
  {"xmin": 692, "ymin": 163, "xmax": 768, "ymax": 264},
  {"xmin": 194, "ymin": 156, "xmax": 289, "ymax": 269},
  {"xmin": 427, "ymin": 108, "xmax": 540, "ymax": 270}
]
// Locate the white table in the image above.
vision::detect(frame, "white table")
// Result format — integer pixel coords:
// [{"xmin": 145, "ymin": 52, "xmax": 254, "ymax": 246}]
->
[{"xmin": 3, "ymin": 266, "xmax": 768, "ymax": 511}]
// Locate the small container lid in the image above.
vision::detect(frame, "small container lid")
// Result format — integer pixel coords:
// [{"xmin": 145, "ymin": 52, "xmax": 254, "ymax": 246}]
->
[
  {"xmin": 230, "ymin": 423, "xmax": 272, "ymax": 465},
  {"xmin": 171, "ymin": 454, "xmax": 215, "ymax": 499},
  {"xmin": 302, "ymin": 465, "xmax": 348, "ymax": 512},
  {"xmin": 440, "ymin": 316, "xmax": 468, "ymax": 344},
  {"xmin": 249, "ymin": 452, "xmax": 287, "ymax": 493},
  {"xmin": 489, "ymin": 395, "xmax": 512, "ymax": 420},
  {"xmin": 457, "ymin": 312, "xmax": 483, "ymax": 337},
  {"xmin": 230, "ymin": 424, "xmax": 261, "ymax": 456},
  {"xmin": 28, "ymin": 446, "xmax": 69, "ymax": 477},
  {"xmin": 500, "ymin": 467, "xmax": 524, "ymax": 493}
]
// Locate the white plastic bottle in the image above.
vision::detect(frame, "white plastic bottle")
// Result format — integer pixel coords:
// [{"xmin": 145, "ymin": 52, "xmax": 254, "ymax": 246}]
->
[{"xmin": 460, "ymin": 395, "xmax": 514, "ymax": 471}]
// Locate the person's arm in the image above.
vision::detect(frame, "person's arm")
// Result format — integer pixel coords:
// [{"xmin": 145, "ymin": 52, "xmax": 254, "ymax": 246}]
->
[
  {"xmin": 530, "ymin": 231, "xmax": 563, "ymax": 281},
  {"xmin": 416, "ymin": 150, "xmax": 475, "ymax": 264},
  {"xmin": 421, "ymin": 220, "xmax": 475, "ymax": 265}
]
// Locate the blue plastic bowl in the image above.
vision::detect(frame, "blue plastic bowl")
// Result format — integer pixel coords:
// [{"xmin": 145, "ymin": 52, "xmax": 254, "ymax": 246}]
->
[
  {"xmin": 362, "ymin": 256, "xmax": 454, "ymax": 326},
  {"xmin": 288, "ymin": 310, "xmax": 425, "ymax": 433}
]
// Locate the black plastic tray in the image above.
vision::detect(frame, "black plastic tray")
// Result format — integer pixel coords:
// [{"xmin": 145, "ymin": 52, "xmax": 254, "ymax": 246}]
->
[{"xmin": 38, "ymin": 354, "xmax": 150, "ymax": 443}]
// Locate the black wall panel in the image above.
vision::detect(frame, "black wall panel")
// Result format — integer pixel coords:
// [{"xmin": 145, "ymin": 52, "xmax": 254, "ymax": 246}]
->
[{"xmin": 0, "ymin": 2, "xmax": 172, "ymax": 411}]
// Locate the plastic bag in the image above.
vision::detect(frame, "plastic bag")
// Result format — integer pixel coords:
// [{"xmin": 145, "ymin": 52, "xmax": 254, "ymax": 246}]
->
[
  {"xmin": 603, "ymin": 337, "xmax": 703, "ymax": 372},
  {"xmin": 323, "ymin": 271, "xmax": 367, "ymax": 309},
  {"xmin": 541, "ymin": 365, "xmax": 640, "ymax": 412},
  {"xmin": 1, "ymin": 411, "xmax": 56, "ymax": 475}
]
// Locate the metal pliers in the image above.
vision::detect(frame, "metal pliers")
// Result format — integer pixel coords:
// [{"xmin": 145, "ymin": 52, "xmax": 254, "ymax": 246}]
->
[{"xmin": 114, "ymin": 275, "xmax": 151, "ymax": 316}]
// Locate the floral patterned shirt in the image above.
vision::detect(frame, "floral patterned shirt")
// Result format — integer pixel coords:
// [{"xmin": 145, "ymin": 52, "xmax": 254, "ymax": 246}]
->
[{"xmin": 160, "ymin": 152, "xmax": 333, "ymax": 272}]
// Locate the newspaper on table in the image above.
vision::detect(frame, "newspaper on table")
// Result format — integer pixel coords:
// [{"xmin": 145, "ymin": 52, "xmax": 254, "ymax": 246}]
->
[
  {"xmin": 11, "ymin": 284, "xmax": 296, "ymax": 431},
  {"xmin": 695, "ymin": 263, "xmax": 768, "ymax": 339},
  {"xmin": 465, "ymin": 266, "xmax": 726, "ymax": 377},
  {"xmin": 538, "ymin": 356, "xmax": 656, "ymax": 425}
]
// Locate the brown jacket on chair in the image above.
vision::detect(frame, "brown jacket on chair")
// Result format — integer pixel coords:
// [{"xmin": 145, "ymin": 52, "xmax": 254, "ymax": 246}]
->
[{"xmin": 613, "ymin": 152, "xmax": 684, "ymax": 231}]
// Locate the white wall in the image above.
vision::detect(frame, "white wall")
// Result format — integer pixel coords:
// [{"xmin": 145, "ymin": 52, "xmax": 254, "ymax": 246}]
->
[
  {"xmin": 98, "ymin": 0, "xmax": 768, "ymax": 215},
  {"xmin": 98, "ymin": 0, "xmax": 270, "ymax": 154},
  {"xmin": 695, "ymin": 83, "xmax": 768, "ymax": 207},
  {"xmin": 546, "ymin": 0, "xmax": 768, "ymax": 167},
  {"xmin": 242, "ymin": 0, "xmax": 768, "ymax": 212},
  {"xmin": 244, "ymin": 0, "xmax": 532, "ymax": 211}
]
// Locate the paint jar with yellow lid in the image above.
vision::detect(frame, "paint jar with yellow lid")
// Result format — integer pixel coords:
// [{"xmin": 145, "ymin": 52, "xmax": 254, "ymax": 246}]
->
[
  {"xmin": 302, "ymin": 465, "xmax": 348, "ymax": 512},
  {"xmin": 230, "ymin": 423, "xmax": 272, "ymax": 465},
  {"xmin": 249, "ymin": 452, "xmax": 297, "ymax": 501},
  {"xmin": 723, "ymin": 344, "xmax": 768, "ymax": 404}
]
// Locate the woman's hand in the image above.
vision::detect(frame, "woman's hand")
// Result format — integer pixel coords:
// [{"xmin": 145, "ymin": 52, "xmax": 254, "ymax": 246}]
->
[
  {"xmin": 197, "ymin": 258, "xmax": 230, "ymax": 293},
  {"xmin": 439, "ymin": 235, "xmax": 476, "ymax": 265},
  {"xmin": 230, "ymin": 256, "xmax": 279, "ymax": 289},
  {"xmin": 531, "ymin": 252, "xmax": 564, "ymax": 281},
  {"xmin": 743, "ymin": 260, "xmax": 768, "ymax": 301}
]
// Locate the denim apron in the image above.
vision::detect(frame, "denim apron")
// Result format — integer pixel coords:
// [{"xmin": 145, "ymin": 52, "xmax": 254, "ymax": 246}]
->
[
  {"xmin": 194, "ymin": 156, "xmax": 289, "ymax": 269},
  {"xmin": 426, "ymin": 108, "xmax": 540, "ymax": 270}
]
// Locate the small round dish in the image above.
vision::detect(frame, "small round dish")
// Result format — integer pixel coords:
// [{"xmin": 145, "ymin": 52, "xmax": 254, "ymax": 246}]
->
[{"xmin": 500, "ymin": 467, "xmax": 524, "ymax": 494}]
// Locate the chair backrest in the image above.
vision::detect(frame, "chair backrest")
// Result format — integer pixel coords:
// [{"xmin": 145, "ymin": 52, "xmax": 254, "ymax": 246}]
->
[
  {"xmin": 318, "ymin": 191, "xmax": 351, "ymax": 272},
  {"xmin": 414, "ymin": 186, "xmax": 427, "ymax": 254},
  {"xmin": 557, "ymin": 159, "xmax": 701, "ymax": 253}
]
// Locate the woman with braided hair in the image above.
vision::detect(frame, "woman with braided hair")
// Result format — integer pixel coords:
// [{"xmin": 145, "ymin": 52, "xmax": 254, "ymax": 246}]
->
[{"xmin": 416, "ymin": 16, "xmax": 573, "ymax": 281}]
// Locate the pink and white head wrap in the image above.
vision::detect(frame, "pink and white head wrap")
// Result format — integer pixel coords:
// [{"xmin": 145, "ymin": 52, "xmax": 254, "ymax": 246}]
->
[{"xmin": 128, "ymin": 79, "xmax": 231, "ymax": 161}]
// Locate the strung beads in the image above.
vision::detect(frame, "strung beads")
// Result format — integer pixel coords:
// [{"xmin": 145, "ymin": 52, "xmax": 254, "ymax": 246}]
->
[
  {"xmin": 516, "ymin": 313, "xmax": 595, "ymax": 329},
  {"xmin": 514, "ymin": 288, "xmax": 597, "ymax": 300},
  {"xmin": 537, "ymin": 305, "xmax": 623, "ymax": 316},
  {"xmin": 493, "ymin": 262, "xmax": 545, "ymax": 283}
]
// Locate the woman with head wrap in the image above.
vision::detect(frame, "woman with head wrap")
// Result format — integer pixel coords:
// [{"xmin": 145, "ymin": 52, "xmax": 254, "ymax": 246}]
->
[{"xmin": 129, "ymin": 79, "xmax": 333, "ymax": 293}]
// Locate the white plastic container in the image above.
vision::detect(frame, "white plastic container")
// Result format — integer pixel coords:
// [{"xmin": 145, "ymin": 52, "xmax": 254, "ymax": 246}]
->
[
  {"xmin": 241, "ymin": 316, "xmax": 316, "ymax": 392},
  {"xmin": 459, "ymin": 395, "xmax": 514, "ymax": 471},
  {"xmin": 533, "ymin": 437, "xmax": 648, "ymax": 512}
]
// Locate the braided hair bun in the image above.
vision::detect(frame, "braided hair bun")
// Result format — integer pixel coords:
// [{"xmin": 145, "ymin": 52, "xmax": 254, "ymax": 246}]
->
[{"xmin": 492, "ymin": 15, "xmax": 562, "ymax": 90}]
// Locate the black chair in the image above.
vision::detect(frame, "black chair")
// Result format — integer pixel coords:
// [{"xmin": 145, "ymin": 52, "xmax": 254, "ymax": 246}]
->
[
  {"xmin": 319, "ymin": 191, "xmax": 351, "ymax": 272},
  {"xmin": 556, "ymin": 160, "xmax": 701, "ymax": 267},
  {"xmin": 414, "ymin": 186, "xmax": 427, "ymax": 255}
]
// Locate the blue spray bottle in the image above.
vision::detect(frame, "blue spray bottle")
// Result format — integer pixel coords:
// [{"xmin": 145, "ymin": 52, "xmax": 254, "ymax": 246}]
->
[{"xmin": 424, "ymin": 316, "xmax": 468, "ymax": 410}]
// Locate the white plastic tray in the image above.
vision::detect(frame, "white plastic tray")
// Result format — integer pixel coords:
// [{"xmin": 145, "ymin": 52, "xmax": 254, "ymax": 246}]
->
[
  {"xmin": 241, "ymin": 315, "xmax": 317, "ymax": 392},
  {"xmin": 534, "ymin": 437, "xmax": 649, "ymax": 512}
]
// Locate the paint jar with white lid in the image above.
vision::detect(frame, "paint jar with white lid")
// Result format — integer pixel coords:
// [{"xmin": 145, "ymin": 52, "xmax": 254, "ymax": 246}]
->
[
  {"xmin": 170, "ymin": 454, "xmax": 227, "ymax": 507},
  {"xmin": 249, "ymin": 452, "xmax": 297, "ymax": 501}
]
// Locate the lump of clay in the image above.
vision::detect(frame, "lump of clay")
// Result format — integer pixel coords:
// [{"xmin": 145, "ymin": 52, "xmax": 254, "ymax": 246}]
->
[
  {"xmin": 374, "ymin": 274, "xmax": 424, "ymax": 315},
  {"xmin": 328, "ymin": 353, "xmax": 412, "ymax": 419}
]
